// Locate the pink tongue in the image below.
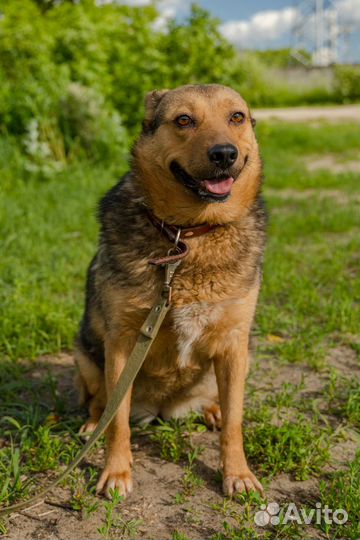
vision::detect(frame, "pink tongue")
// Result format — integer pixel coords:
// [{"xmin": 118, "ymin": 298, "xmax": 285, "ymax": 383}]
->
[{"xmin": 203, "ymin": 177, "xmax": 234, "ymax": 195}]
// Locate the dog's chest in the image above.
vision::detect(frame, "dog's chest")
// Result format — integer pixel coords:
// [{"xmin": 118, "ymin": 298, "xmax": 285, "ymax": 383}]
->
[{"xmin": 171, "ymin": 302, "xmax": 223, "ymax": 368}]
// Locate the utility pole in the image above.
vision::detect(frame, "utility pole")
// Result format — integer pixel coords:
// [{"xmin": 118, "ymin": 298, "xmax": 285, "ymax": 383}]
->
[{"xmin": 291, "ymin": 0, "xmax": 340, "ymax": 66}]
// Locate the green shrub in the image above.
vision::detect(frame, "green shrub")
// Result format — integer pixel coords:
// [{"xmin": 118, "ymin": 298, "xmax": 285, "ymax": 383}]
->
[
  {"xmin": 59, "ymin": 83, "xmax": 128, "ymax": 166},
  {"xmin": 333, "ymin": 65, "xmax": 360, "ymax": 102},
  {"xmin": 0, "ymin": 0, "xmax": 358, "ymax": 174},
  {"xmin": 0, "ymin": 1, "xmax": 70, "ymax": 135}
]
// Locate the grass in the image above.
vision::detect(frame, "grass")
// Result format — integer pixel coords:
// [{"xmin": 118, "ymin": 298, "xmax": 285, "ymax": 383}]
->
[
  {"xmin": 97, "ymin": 489, "xmax": 142, "ymax": 539},
  {"xmin": 0, "ymin": 120, "xmax": 359, "ymax": 538},
  {"xmin": 147, "ymin": 413, "xmax": 206, "ymax": 463},
  {"xmin": 317, "ymin": 452, "xmax": 360, "ymax": 540},
  {"xmin": 255, "ymin": 126, "xmax": 359, "ymax": 366},
  {"xmin": 245, "ymin": 412, "xmax": 333, "ymax": 480},
  {"xmin": 0, "ymin": 138, "xmax": 125, "ymax": 360}
]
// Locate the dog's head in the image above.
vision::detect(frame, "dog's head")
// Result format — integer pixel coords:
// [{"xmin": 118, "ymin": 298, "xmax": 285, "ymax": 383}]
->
[{"xmin": 133, "ymin": 84, "xmax": 262, "ymax": 224}]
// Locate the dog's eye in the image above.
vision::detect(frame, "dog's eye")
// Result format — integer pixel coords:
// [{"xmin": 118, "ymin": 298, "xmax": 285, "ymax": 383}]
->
[
  {"xmin": 175, "ymin": 115, "xmax": 193, "ymax": 127},
  {"xmin": 231, "ymin": 112, "xmax": 245, "ymax": 124}
]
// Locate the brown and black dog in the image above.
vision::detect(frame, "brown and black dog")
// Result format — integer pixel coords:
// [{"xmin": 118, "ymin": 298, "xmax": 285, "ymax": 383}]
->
[{"xmin": 74, "ymin": 84, "xmax": 266, "ymax": 499}]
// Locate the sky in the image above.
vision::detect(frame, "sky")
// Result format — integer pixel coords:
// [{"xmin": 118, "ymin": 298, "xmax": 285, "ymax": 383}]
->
[
  {"xmin": 156, "ymin": 0, "xmax": 296, "ymax": 49},
  {"xmin": 121, "ymin": 0, "xmax": 360, "ymax": 62}
]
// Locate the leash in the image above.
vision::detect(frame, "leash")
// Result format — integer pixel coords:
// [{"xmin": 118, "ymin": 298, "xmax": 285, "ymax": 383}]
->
[
  {"xmin": 0, "ymin": 209, "xmax": 216, "ymax": 516},
  {"xmin": 0, "ymin": 258, "xmax": 181, "ymax": 516}
]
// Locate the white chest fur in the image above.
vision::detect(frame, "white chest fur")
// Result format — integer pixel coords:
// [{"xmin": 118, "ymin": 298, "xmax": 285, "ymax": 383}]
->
[{"xmin": 171, "ymin": 301, "xmax": 224, "ymax": 368}]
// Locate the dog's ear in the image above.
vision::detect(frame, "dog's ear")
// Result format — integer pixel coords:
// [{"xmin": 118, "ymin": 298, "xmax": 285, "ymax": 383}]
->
[
  {"xmin": 142, "ymin": 89, "xmax": 169, "ymax": 133},
  {"xmin": 250, "ymin": 116, "xmax": 256, "ymax": 128}
]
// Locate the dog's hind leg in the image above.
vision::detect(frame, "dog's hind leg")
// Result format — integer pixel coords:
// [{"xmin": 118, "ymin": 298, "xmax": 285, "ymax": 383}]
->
[
  {"xmin": 203, "ymin": 403, "xmax": 222, "ymax": 430},
  {"xmin": 74, "ymin": 349, "xmax": 106, "ymax": 436},
  {"xmin": 160, "ymin": 365, "xmax": 221, "ymax": 429},
  {"xmin": 201, "ymin": 351, "xmax": 252, "ymax": 430}
]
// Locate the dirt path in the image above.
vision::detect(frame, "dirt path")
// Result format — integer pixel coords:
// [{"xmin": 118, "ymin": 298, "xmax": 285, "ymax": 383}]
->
[
  {"xmin": 253, "ymin": 104, "xmax": 360, "ymax": 122},
  {"xmin": 3, "ymin": 346, "xmax": 358, "ymax": 540}
]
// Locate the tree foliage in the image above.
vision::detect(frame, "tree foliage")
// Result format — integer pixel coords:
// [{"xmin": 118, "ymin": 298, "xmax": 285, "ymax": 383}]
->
[{"xmin": 0, "ymin": 0, "xmax": 357, "ymax": 177}]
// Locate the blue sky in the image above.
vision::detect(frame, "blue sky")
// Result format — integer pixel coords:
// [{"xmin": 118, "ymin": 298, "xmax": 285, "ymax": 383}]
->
[
  {"xmin": 191, "ymin": 0, "xmax": 292, "ymax": 22},
  {"xmin": 186, "ymin": 0, "xmax": 297, "ymax": 49},
  {"xmin": 124, "ymin": 0, "xmax": 360, "ymax": 61}
]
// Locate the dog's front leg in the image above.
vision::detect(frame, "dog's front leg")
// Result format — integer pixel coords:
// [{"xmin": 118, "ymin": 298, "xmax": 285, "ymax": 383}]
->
[
  {"xmin": 96, "ymin": 333, "xmax": 135, "ymax": 499},
  {"xmin": 214, "ymin": 336, "xmax": 263, "ymax": 497}
]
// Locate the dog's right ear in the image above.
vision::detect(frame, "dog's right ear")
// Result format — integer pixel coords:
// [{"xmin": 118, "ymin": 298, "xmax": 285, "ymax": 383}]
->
[{"xmin": 142, "ymin": 89, "xmax": 168, "ymax": 133}]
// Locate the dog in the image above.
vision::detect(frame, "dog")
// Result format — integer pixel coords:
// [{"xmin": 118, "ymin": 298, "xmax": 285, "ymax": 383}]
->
[{"xmin": 74, "ymin": 84, "xmax": 266, "ymax": 499}]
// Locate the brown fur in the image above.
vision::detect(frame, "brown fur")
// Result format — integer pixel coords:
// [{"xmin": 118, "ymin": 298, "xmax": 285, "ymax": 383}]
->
[{"xmin": 75, "ymin": 84, "xmax": 266, "ymax": 499}]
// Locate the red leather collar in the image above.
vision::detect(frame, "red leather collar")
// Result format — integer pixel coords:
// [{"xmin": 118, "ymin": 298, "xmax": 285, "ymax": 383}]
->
[
  {"xmin": 146, "ymin": 208, "xmax": 217, "ymax": 240},
  {"xmin": 144, "ymin": 206, "xmax": 218, "ymax": 266}
]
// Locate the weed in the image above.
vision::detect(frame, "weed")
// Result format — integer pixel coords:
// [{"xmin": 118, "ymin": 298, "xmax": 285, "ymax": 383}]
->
[
  {"xmin": 245, "ymin": 414, "xmax": 333, "ymax": 480},
  {"xmin": 317, "ymin": 452, "xmax": 360, "ymax": 539},
  {"xmin": 149, "ymin": 413, "xmax": 206, "ymax": 463},
  {"xmin": 97, "ymin": 488, "xmax": 122, "ymax": 537},
  {"xmin": 324, "ymin": 371, "xmax": 360, "ymax": 429},
  {"xmin": 98, "ymin": 489, "xmax": 142, "ymax": 538},
  {"xmin": 173, "ymin": 491, "xmax": 187, "ymax": 505},
  {"xmin": 0, "ymin": 520, "xmax": 8, "ymax": 536},
  {"xmin": 212, "ymin": 515, "xmax": 263, "ymax": 540},
  {"xmin": 172, "ymin": 530, "xmax": 188, "ymax": 540},
  {"xmin": 265, "ymin": 380, "xmax": 305, "ymax": 410},
  {"xmin": 344, "ymin": 386, "xmax": 360, "ymax": 427},
  {"xmin": 181, "ymin": 446, "xmax": 205, "ymax": 497},
  {"xmin": 210, "ymin": 497, "xmax": 238, "ymax": 518},
  {"xmin": 69, "ymin": 470, "xmax": 99, "ymax": 518},
  {"xmin": 97, "ymin": 488, "xmax": 142, "ymax": 539}
]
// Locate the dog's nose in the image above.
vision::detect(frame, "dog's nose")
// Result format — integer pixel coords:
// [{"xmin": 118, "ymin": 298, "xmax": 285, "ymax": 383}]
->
[{"xmin": 208, "ymin": 144, "xmax": 238, "ymax": 168}]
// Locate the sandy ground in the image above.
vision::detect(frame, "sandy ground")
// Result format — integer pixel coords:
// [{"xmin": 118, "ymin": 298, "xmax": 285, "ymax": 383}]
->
[
  {"xmin": 3, "ymin": 344, "xmax": 358, "ymax": 540},
  {"xmin": 253, "ymin": 104, "xmax": 360, "ymax": 122}
]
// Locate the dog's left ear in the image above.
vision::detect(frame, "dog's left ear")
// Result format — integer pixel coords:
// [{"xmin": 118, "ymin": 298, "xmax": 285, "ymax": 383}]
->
[{"xmin": 142, "ymin": 89, "xmax": 169, "ymax": 133}]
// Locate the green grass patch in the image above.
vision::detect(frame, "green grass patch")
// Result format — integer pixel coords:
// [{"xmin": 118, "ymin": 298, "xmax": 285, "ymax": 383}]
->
[
  {"xmin": 0, "ymin": 156, "xmax": 125, "ymax": 359},
  {"xmin": 1, "ymin": 121, "xmax": 359, "ymax": 362},
  {"xmin": 245, "ymin": 413, "xmax": 332, "ymax": 480},
  {"xmin": 0, "ymin": 360, "xmax": 83, "ymax": 505},
  {"xmin": 316, "ymin": 452, "xmax": 360, "ymax": 540},
  {"xmin": 257, "ymin": 121, "xmax": 359, "ymax": 191}
]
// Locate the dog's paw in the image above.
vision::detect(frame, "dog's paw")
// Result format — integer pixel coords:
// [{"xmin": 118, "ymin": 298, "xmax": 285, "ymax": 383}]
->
[
  {"xmin": 223, "ymin": 471, "xmax": 263, "ymax": 497},
  {"xmin": 96, "ymin": 468, "xmax": 133, "ymax": 500},
  {"xmin": 203, "ymin": 404, "xmax": 222, "ymax": 430},
  {"xmin": 78, "ymin": 419, "xmax": 98, "ymax": 438}
]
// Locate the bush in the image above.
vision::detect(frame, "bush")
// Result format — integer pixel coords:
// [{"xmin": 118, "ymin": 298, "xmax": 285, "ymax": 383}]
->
[
  {"xmin": 0, "ymin": 0, "xmax": 70, "ymax": 135},
  {"xmin": 0, "ymin": 0, "xmax": 358, "ymax": 178},
  {"xmin": 333, "ymin": 65, "xmax": 360, "ymax": 102},
  {"xmin": 59, "ymin": 83, "xmax": 128, "ymax": 165}
]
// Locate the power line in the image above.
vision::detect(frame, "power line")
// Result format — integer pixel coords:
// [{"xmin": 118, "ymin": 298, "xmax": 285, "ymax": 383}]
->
[{"xmin": 291, "ymin": 0, "xmax": 353, "ymax": 66}]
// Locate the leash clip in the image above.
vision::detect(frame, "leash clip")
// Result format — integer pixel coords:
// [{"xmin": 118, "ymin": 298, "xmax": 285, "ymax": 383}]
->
[
  {"xmin": 141, "ymin": 259, "xmax": 181, "ymax": 339},
  {"xmin": 162, "ymin": 259, "xmax": 181, "ymax": 304}
]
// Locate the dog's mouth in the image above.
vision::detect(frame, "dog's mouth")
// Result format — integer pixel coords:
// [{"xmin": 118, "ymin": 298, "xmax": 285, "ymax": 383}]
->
[
  {"xmin": 170, "ymin": 161, "xmax": 245, "ymax": 202},
  {"xmin": 201, "ymin": 177, "xmax": 234, "ymax": 196}
]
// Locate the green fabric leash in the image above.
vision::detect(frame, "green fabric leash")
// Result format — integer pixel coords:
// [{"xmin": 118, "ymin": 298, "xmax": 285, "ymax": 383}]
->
[{"xmin": 0, "ymin": 260, "xmax": 180, "ymax": 517}]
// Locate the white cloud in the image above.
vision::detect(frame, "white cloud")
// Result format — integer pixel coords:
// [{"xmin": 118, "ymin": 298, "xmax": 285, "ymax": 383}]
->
[
  {"xmin": 336, "ymin": 0, "xmax": 360, "ymax": 25},
  {"xmin": 113, "ymin": 0, "xmax": 189, "ymax": 17},
  {"xmin": 100, "ymin": 0, "xmax": 359, "ymax": 58},
  {"xmin": 220, "ymin": 1, "xmax": 360, "ymax": 51},
  {"xmin": 219, "ymin": 7, "xmax": 296, "ymax": 49},
  {"xmin": 114, "ymin": 0, "xmax": 152, "ymax": 5},
  {"xmin": 110, "ymin": 0, "xmax": 191, "ymax": 30},
  {"xmin": 152, "ymin": 0, "xmax": 190, "ymax": 30}
]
